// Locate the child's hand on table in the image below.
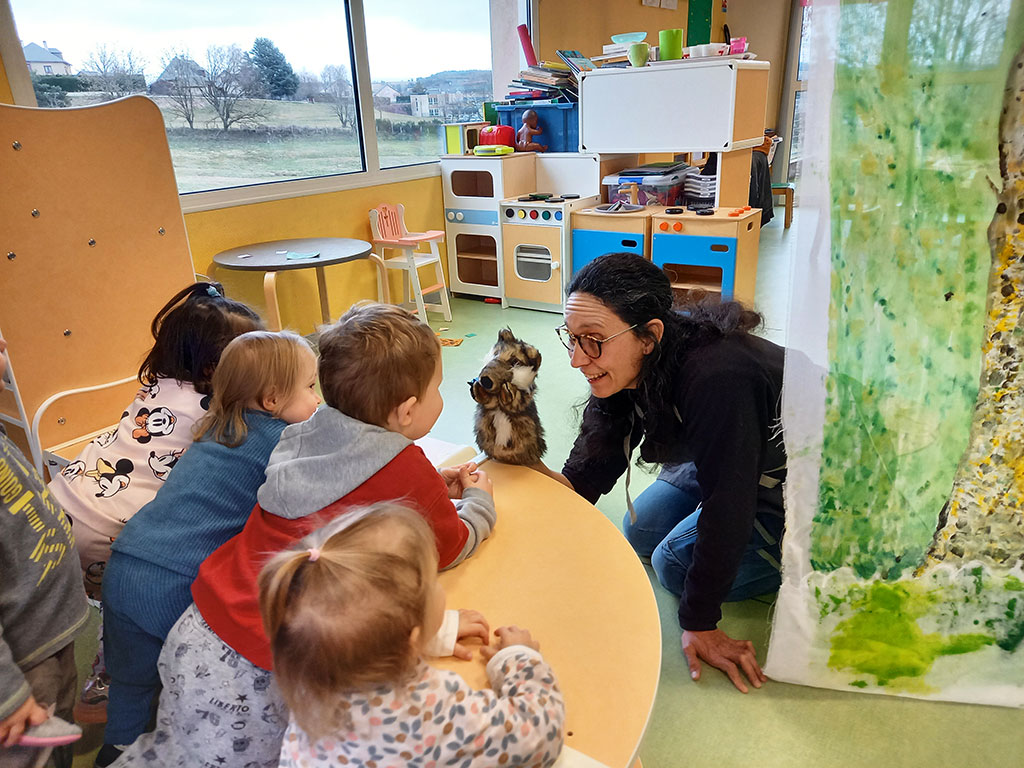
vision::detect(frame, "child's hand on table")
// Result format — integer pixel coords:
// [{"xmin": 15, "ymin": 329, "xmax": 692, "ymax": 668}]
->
[
  {"xmin": 439, "ymin": 461, "xmax": 478, "ymax": 499},
  {"xmin": 461, "ymin": 466, "xmax": 493, "ymax": 496},
  {"xmin": 452, "ymin": 609, "xmax": 491, "ymax": 660},
  {"xmin": 480, "ymin": 626, "xmax": 540, "ymax": 660}
]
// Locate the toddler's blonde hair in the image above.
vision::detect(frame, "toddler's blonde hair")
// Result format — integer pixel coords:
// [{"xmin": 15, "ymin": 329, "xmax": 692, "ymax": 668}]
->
[
  {"xmin": 193, "ymin": 330, "xmax": 315, "ymax": 446},
  {"xmin": 317, "ymin": 302, "xmax": 439, "ymax": 427},
  {"xmin": 258, "ymin": 503, "xmax": 438, "ymax": 741}
]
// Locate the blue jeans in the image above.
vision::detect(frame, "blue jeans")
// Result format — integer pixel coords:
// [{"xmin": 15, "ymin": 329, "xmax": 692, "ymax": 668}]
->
[
  {"xmin": 623, "ymin": 469, "xmax": 783, "ymax": 601},
  {"xmin": 102, "ymin": 553, "xmax": 194, "ymax": 745}
]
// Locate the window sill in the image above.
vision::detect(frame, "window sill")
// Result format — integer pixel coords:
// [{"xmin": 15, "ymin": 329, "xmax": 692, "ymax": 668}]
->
[{"xmin": 179, "ymin": 161, "xmax": 442, "ymax": 214}]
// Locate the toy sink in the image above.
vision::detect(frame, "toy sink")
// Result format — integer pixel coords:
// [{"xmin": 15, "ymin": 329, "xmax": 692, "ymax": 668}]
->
[{"xmin": 595, "ymin": 202, "xmax": 645, "ymax": 214}]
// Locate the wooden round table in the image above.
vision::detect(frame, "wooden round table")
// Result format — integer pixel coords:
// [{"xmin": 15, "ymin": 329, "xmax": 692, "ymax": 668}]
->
[
  {"xmin": 213, "ymin": 237, "xmax": 386, "ymax": 331},
  {"xmin": 433, "ymin": 461, "xmax": 661, "ymax": 768}
]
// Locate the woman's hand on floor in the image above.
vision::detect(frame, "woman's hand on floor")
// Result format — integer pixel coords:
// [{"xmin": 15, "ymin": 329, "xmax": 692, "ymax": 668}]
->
[{"xmin": 681, "ymin": 628, "xmax": 766, "ymax": 693}]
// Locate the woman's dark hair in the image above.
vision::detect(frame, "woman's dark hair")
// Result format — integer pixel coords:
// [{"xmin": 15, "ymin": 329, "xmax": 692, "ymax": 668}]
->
[
  {"xmin": 138, "ymin": 282, "xmax": 263, "ymax": 395},
  {"xmin": 567, "ymin": 252, "xmax": 762, "ymax": 439}
]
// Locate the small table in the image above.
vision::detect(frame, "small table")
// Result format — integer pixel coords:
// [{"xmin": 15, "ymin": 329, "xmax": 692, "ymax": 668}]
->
[
  {"xmin": 432, "ymin": 461, "xmax": 661, "ymax": 768},
  {"xmin": 213, "ymin": 237, "xmax": 388, "ymax": 331}
]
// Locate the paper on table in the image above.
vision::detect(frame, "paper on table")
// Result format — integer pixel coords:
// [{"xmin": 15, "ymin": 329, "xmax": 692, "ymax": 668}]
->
[
  {"xmin": 551, "ymin": 746, "xmax": 612, "ymax": 768},
  {"xmin": 285, "ymin": 251, "xmax": 320, "ymax": 260}
]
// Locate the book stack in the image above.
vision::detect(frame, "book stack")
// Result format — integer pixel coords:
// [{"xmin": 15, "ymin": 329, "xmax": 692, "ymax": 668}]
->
[
  {"xmin": 684, "ymin": 174, "xmax": 718, "ymax": 209},
  {"xmin": 505, "ymin": 60, "xmax": 578, "ymax": 105}
]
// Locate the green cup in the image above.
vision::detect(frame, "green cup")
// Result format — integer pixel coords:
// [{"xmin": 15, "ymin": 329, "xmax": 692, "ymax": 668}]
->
[
  {"xmin": 659, "ymin": 28, "xmax": 683, "ymax": 60},
  {"xmin": 628, "ymin": 42, "xmax": 650, "ymax": 68}
]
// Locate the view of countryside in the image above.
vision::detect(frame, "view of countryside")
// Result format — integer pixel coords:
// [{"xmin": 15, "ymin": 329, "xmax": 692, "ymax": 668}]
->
[{"xmin": 14, "ymin": 1, "xmax": 494, "ymax": 192}]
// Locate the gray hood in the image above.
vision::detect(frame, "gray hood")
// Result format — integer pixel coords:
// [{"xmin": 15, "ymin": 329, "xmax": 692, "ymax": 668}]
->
[{"xmin": 257, "ymin": 406, "xmax": 410, "ymax": 519}]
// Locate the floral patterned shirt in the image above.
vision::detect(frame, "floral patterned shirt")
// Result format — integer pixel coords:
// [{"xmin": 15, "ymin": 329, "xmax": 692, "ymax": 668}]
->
[{"xmin": 278, "ymin": 646, "xmax": 565, "ymax": 768}]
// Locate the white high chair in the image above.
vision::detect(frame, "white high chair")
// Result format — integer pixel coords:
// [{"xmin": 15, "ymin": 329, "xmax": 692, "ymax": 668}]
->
[{"xmin": 369, "ymin": 203, "xmax": 453, "ymax": 321}]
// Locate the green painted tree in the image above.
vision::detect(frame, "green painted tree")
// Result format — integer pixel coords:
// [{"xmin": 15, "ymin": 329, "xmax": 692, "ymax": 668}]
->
[{"xmin": 249, "ymin": 37, "xmax": 298, "ymax": 100}]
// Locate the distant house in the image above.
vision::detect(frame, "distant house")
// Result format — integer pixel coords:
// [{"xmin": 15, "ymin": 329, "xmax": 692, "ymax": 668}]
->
[
  {"xmin": 149, "ymin": 56, "xmax": 206, "ymax": 96},
  {"xmin": 23, "ymin": 41, "xmax": 71, "ymax": 75},
  {"xmin": 372, "ymin": 83, "xmax": 400, "ymax": 102},
  {"xmin": 410, "ymin": 91, "xmax": 450, "ymax": 118}
]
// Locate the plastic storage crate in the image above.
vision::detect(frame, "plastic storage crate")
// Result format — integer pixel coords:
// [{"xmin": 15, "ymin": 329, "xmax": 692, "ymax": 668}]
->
[{"xmin": 495, "ymin": 103, "xmax": 580, "ymax": 154}]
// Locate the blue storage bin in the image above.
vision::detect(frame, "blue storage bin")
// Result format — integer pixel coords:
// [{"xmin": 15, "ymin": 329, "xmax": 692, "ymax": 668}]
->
[{"xmin": 495, "ymin": 103, "xmax": 579, "ymax": 153}]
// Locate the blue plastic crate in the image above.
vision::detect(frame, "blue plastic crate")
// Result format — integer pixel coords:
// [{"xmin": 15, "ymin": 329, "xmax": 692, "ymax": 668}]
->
[{"xmin": 495, "ymin": 103, "xmax": 579, "ymax": 153}]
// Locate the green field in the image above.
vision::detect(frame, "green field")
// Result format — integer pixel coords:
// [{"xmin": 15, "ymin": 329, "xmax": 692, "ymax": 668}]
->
[{"xmin": 68, "ymin": 93, "xmax": 443, "ymax": 192}]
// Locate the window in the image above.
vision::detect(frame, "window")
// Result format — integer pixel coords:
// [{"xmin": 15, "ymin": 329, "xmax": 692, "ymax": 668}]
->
[
  {"xmin": 12, "ymin": 0, "xmax": 364, "ymax": 195},
  {"xmin": 43, "ymin": 64, "xmax": 52, "ymax": 73},
  {"xmin": 10, "ymin": 0, "xmax": 495, "ymax": 199},
  {"xmin": 363, "ymin": 0, "xmax": 492, "ymax": 168}
]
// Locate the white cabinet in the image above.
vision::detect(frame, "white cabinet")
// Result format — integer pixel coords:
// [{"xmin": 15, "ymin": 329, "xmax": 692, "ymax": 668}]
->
[{"xmin": 579, "ymin": 60, "xmax": 770, "ymax": 153}]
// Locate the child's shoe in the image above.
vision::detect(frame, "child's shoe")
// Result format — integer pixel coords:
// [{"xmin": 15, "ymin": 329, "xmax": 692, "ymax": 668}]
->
[
  {"xmin": 94, "ymin": 743, "xmax": 126, "ymax": 768},
  {"xmin": 17, "ymin": 715, "xmax": 82, "ymax": 747},
  {"xmin": 73, "ymin": 671, "xmax": 110, "ymax": 724}
]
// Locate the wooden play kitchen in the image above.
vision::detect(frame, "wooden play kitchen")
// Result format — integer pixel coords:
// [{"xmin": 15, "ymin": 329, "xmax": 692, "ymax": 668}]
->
[
  {"xmin": 650, "ymin": 207, "xmax": 761, "ymax": 304},
  {"xmin": 571, "ymin": 205, "xmax": 652, "ymax": 275},
  {"xmin": 440, "ymin": 57, "xmax": 771, "ymax": 310},
  {"xmin": 574, "ymin": 58, "xmax": 769, "ymax": 301}
]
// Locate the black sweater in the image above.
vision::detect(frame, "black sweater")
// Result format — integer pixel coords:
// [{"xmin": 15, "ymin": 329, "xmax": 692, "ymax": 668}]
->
[{"xmin": 562, "ymin": 331, "xmax": 786, "ymax": 631}]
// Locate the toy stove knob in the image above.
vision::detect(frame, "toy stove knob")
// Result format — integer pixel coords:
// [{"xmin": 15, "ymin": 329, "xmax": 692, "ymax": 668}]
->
[
  {"xmin": 455, "ymin": 212, "xmax": 464, "ymax": 221},
  {"xmin": 447, "ymin": 211, "xmax": 455, "ymax": 221}
]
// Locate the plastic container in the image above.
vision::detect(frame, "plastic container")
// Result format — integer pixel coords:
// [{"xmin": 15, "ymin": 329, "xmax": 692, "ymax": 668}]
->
[
  {"xmin": 603, "ymin": 170, "xmax": 691, "ymax": 206},
  {"xmin": 495, "ymin": 103, "xmax": 580, "ymax": 153}
]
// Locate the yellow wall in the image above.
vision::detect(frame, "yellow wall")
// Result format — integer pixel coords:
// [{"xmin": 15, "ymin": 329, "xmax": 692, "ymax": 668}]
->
[
  {"xmin": 720, "ymin": 0, "xmax": 791, "ymax": 130},
  {"xmin": 185, "ymin": 175, "xmax": 447, "ymax": 335},
  {"xmin": 536, "ymin": 0, "xmax": 691, "ymax": 59},
  {"xmin": 538, "ymin": 0, "xmax": 791, "ymax": 131}
]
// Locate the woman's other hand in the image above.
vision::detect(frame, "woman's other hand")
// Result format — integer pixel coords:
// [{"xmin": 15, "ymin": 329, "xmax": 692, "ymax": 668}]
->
[{"xmin": 681, "ymin": 628, "xmax": 766, "ymax": 693}]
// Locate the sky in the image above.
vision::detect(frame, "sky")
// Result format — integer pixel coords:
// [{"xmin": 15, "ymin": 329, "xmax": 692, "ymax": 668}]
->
[{"xmin": 12, "ymin": 0, "xmax": 492, "ymax": 82}]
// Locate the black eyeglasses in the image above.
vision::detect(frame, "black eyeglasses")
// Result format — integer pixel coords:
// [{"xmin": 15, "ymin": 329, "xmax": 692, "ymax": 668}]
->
[{"xmin": 555, "ymin": 324, "xmax": 638, "ymax": 359}]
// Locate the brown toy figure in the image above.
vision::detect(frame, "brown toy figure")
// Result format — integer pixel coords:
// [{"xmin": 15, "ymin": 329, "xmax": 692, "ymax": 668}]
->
[
  {"xmin": 468, "ymin": 328, "xmax": 546, "ymax": 464},
  {"xmin": 516, "ymin": 109, "xmax": 548, "ymax": 152}
]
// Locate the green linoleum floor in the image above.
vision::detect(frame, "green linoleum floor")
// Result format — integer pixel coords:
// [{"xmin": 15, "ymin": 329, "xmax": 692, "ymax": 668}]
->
[{"xmin": 72, "ymin": 214, "xmax": 1024, "ymax": 767}]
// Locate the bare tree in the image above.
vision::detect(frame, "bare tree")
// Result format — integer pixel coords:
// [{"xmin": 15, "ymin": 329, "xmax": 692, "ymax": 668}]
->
[
  {"xmin": 202, "ymin": 45, "xmax": 269, "ymax": 131},
  {"xmin": 159, "ymin": 49, "xmax": 204, "ymax": 129},
  {"xmin": 295, "ymin": 69, "xmax": 321, "ymax": 103},
  {"xmin": 321, "ymin": 65, "xmax": 356, "ymax": 127},
  {"xmin": 85, "ymin": 45, "xmax": 146, "ymax": 100}
]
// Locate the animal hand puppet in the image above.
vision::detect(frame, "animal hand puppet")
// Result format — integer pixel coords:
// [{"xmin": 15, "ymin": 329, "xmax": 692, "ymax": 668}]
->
[{"xmin": 468, "ymin": 328, "xmax": 546, "ymax": 464}]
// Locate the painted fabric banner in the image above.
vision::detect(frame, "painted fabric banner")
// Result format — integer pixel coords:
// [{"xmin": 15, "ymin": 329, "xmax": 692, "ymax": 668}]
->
[{"xmin": 765, "ymin": 0, "xmax": 1024, "ymax": 705}]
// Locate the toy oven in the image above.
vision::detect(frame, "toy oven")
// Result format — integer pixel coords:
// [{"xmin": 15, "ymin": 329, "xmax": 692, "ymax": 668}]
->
[{"xmin": 500, "ymin": 195, "xmax": 599, "ymax": 313}]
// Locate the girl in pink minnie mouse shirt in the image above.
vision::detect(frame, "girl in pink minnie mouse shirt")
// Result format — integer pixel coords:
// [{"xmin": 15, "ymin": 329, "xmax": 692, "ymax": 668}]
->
[
  {"xmin": 260, "ymin": 504, "xmax": 566, "ymax": 768},
  {"xmin": 49, "ymin": 282, "xmax": 261, "ymax": 594}
]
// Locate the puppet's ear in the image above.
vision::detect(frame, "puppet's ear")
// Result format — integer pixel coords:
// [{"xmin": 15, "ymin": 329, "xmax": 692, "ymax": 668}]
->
[
  {"xmin": 498, "ymin": 327, "xmax": 516, "ymax": 343},
  {"xmin": 498, "ymin": 382, "xmax": 515, "ymax": 408}
]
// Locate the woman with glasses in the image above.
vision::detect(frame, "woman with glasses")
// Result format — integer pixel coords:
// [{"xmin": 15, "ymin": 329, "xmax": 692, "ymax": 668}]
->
[{"xmin": 536, "ymin": 252, "xmax": 786, "ymax": 694}]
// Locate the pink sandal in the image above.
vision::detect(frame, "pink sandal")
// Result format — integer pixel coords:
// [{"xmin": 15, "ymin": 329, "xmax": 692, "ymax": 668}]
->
[{"xmin": 17, "ymin": 716, "xmax": 82, "ymax": 748}]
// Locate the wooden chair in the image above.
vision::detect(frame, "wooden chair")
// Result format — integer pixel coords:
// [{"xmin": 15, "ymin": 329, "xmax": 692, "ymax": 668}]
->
[
  {"xmin": 772, "ymin": 183, "xmax": 795, "ymax": 229},
  {"xmin": 765, "ymin": 134, "xmax": 794, "ymax": 229},
  {"xmin": 0, "ymin": 96, "xmax": 196, "ymax": 476},
  {"xmin": 369, "ymin": 203, "xmax": 452, "ymax": 321}
]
